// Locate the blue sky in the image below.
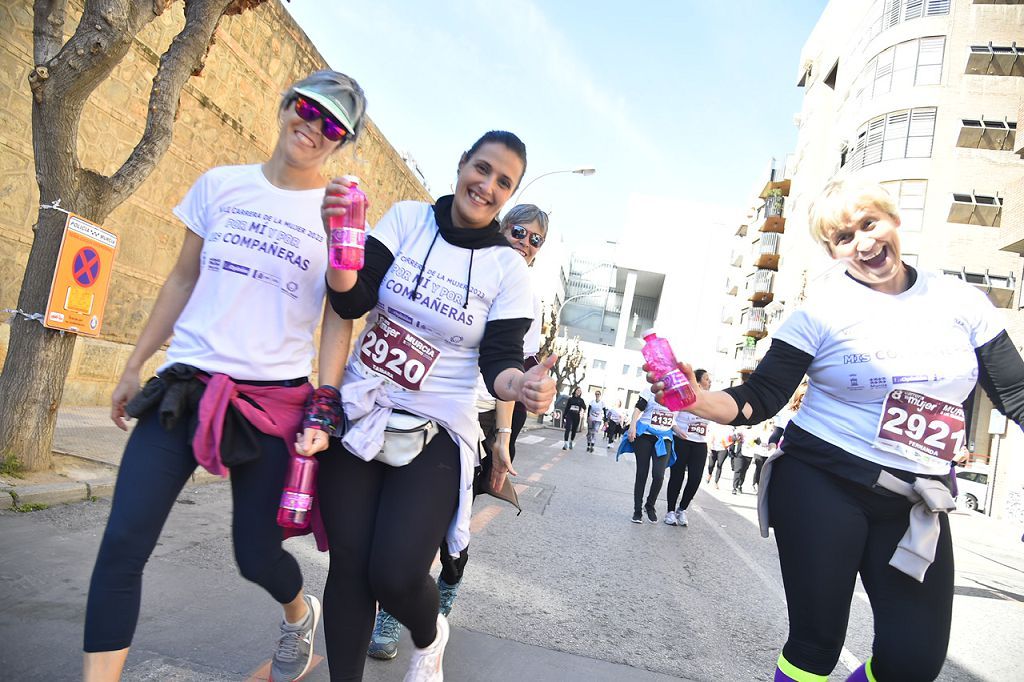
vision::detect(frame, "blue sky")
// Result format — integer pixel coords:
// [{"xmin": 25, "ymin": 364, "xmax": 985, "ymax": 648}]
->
[{"xmin": 284, "ymin": 0, "xmax": 829, "ymax": 245}]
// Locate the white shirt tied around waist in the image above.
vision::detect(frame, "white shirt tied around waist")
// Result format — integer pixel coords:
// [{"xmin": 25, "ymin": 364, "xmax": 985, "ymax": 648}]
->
[
  {"xmin": 774, "ymin": 269, "xmax": 1003, "ymax": 476},
  {"xmin": 340, "ymin": 200, "xmax": 533, "ymax": 553}
]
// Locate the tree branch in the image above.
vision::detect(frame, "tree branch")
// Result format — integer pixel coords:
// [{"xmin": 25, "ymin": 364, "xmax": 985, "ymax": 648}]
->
[
  {"xmin": 108, "ymin": 0, "xmax": 267, "ymax": 204},
  {"xmin": 33, "ymin": 0, "xmax": 68, "ymax": 65}
]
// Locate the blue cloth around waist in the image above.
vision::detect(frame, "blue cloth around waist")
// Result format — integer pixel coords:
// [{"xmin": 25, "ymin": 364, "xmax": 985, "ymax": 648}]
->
[{"xmin": 616, "ymin": 421, "xmax": 676, "ymax": 467}]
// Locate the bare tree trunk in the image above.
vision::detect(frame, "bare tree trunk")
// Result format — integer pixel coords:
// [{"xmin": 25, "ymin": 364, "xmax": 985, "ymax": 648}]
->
[{"xmin": 0, "ymin": 0, "xmax": 260, "ymax": 471}]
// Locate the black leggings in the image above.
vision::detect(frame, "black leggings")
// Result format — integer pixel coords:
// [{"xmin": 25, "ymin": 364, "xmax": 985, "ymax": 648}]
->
[
  {"xmin": 666, "ymin": 437, "xmax": 707, "ymax": 512},
  {"xmin": 631, "ymin": 434, "xmax": 668, "ymax": 513},
  {"xmin": 769, "ymin": 456, "xmax": 953, "ymax": 681},
  {"xmin": 84, "ymin": 410, "xmax": 301, "ymax": 652},
  {"xmin": 317, "ymin": 431, "xmax": 460, "ymax": 681},
  {"xmin": 708, "ymin": 449, "xmax": 728, "ymax": 482},
  {"xmin": 563, "ymin": 414, "xmax": 580, "ymax": 441}
]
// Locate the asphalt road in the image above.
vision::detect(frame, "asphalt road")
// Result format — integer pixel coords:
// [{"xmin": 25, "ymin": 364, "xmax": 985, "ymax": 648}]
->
[{"xmin": 1, "ymin": 427, "xmax": 1021, "ymax": 681}]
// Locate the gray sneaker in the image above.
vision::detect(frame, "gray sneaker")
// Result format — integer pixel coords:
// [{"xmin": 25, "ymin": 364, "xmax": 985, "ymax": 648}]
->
[
  {"xmin": 271, "ymin": 594, "xmax": 320, "ymax": 682},
  {"xmin": 367, "ymin": 609, "xmax": 402, "ymax": 660}
]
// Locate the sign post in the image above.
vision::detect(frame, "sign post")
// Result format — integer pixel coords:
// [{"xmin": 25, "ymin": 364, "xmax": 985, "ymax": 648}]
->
[{"xmin": 44, "ymin": 213, "xmax": 118, "ymax": 336}]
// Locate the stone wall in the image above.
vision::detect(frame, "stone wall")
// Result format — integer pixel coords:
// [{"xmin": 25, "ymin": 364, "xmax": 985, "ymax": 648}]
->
[{"xmin": 0, "ymin": 1, "xmax": 430, "ymax": 405}]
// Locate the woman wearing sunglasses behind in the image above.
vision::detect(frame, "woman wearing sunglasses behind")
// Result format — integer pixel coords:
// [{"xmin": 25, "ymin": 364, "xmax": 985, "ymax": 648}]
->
[
  {"xmin": 83, "ymin": 71, "xmax": 364, "ymax": 682},
  {"xmin": 319, "ymin": 133, "xmax": 557, "ymax": 681}
]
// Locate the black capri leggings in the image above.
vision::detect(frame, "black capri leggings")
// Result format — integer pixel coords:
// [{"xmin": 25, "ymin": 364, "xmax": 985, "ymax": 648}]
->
[
  {"xmin": 768, "ymin": 456, "xmax": 953, "ymax": 681},
  {"xmin": 317, "ymin": 431, "xmax": 460, "ymax": 681},
  {"xmin": 84, "ymin": 410, "xmax": 302, "ymax": 652},
  {"xmin": 631, "ymin": 434, "xmax": 668, "ymax": 513},
  {"xmin": 563, "ymin": 413, "xmax": 580, "ymax": 441},
  {"xmin": 666, "ymin": 437, "xmax": 707, "ymax": 512}
]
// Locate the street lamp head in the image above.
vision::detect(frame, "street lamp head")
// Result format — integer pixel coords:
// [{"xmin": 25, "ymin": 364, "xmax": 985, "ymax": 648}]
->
[{"xmin": 574, "ymin": 167, "xmax": 596, "ymax": 176}]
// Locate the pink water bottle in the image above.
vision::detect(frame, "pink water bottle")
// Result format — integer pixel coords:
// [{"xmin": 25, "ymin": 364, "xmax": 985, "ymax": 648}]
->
[
  {"xmin": 277, "ymin": 454, "xmax": 319, "ymax": 529},
  {"xmin": 329, "ymin": 175, "xmax": 367, "ymax": 270},
  {"xmin": 641, "ymin": 329, "xmax": 697, "ymax": 411}
]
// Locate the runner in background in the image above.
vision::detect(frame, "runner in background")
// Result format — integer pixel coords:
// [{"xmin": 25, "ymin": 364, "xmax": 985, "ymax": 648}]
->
[
  {"xmin": 646, "ymin": 178, "xmax": 1024, "ymax": 682},
  {"xmin": 319, "ymin": 130, "xmax": 556, "ymax": 682},
  {"xmin": 83, "ymin": 71, "xmax": 364, "ymax": 682},
  {"xmin": 563, "ymin": 387, "xmax": 586, "ymax": 450},
  {"xmin": 605, "ymin": 401, "xmax": 624, "ymax": 447},
  {"xmin": 706, "ymin": 422, "xmax": 732, "ymax": 489},
  {"xmin": 730, "ymin": 427, "xmax": 751, "ymax": 495},
  {"xmin": 621, "ymin": 387, "xmax": 677, "ymax": 523},
  {"xmin": 586, "ymin": 389, "xmax": 607, "ymax": 452},
  {"xmin": 665, "ymin": 369, "xmax": 712, "ymax": 527}
]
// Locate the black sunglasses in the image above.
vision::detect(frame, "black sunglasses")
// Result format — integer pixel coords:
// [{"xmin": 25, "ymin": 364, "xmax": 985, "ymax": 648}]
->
[{"xmin": 510, "ymin": 224, "xmax": 545, "ymax": 248}]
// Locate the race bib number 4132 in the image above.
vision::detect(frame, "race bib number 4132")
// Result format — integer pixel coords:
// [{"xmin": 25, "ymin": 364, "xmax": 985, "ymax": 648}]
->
[
  {"xmin": 873, "ymin": 389, "xmax": 965, "ymax": 467},
  {"xmin": 358, "ymin": 314, "xmax": 440, "ymax": 391}
]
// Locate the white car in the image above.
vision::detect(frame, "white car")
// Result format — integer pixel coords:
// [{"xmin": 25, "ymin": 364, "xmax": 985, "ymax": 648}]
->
[{"xmin": 955, "ymin": 470, "xmax": 989, "ymax": 513}]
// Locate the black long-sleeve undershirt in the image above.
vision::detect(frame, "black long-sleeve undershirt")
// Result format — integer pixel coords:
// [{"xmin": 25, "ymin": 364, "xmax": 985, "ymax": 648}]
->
[
  {"xmin": 325, "ymin": 235, "xmax": 528, "ymax": 397},
  {"xmin": 723, "ymin": 339, "xmax": 812, "ymax": 426},
  {"xmin": 975, "ymin": 330, "xmax": 1024, "ymax": 427}
]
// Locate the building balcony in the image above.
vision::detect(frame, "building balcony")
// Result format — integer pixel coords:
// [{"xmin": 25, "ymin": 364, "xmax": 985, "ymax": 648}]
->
[
  {"xmin": 739, "ymin": 347, "xmax": 758, "ymax": 374},
  {"xmin": 730, "ymin": 249, "xmax": 744, "ymax": 268},
  {"xmin": 748, "ymin": 269, "xmax": 775, "ymax": 304},
  {"xmin": 753, "ymin": 233, "xmax": 782, "ymax": 271},
  {"xmin": 735, "ymin": 223, "xmax": 748, "ymax": 238},
  {"xmin": 948, "ymin": 193, "xmax": 1003, "ymax": 227},
  {"xmin": 743, "ymin": 307, "xmax": 768, "ymax": 340},
  {"xmin": 721, "ymin": 306, "xmax": 735, "ymax": 325},
  {"xmin": 966, "ymin": 43, "xmax": 1023, "ymax": 77},
  {"xmin": 758, "ymin": 214, "xmax": 786, "ymax": 234},
  {"xmin": 942, "ymin": 268, "xmax": 1017, "ymax": 308},
  {"xmin": 759, "ymin": 178, "xmax": 791, "ymax": 199},
  {"xmin": 956, "ymin": 119, "xmax": 1016, "ymax": 151},
  {"xmin": 725, "ymin": 278, "xmax": 739, "ymax": 296}
]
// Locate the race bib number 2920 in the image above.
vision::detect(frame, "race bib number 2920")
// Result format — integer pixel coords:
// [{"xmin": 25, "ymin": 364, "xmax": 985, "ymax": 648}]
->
[
  {"xmin": 874, "ymin": 389, "xmax": 965, "ymax": 466},
  {"xmin": 358, "ymin": 314, "xmax": 440, "ymax": 391}
]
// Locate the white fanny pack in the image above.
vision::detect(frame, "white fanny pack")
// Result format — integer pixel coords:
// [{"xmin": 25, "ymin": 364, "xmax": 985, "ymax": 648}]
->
[{"xmin": 378, "ymin": 411, "xmax": 439, "ymax": 467}]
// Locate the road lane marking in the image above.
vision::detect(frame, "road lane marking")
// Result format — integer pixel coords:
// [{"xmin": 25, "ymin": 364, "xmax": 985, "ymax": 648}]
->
[
  {"xmin": 471, "ymin": 504, "xmax": 503, "ymax": 533},
  {"xmin": 694, "ymin": 505, "xmax": 861, "ymax": 674},
  {"xmin": 518, "ymin": 435, "xmax": 544, "ymax": 445}
]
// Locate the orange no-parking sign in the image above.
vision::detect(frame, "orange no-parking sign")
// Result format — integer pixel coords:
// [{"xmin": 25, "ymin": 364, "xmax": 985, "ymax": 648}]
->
[{"xmin": 44, "ymin": 213, "xmax": 118, "ymax": 337}]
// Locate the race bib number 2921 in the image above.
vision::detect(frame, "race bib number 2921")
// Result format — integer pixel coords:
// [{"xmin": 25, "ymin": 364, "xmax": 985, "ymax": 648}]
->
[
  {"xmin": 874, "ymin": 389, "xmax": 965, "ymax": 466},
  {"xmin": 358, "ymin": 314, "xmax": 440, "ymax": 391}
]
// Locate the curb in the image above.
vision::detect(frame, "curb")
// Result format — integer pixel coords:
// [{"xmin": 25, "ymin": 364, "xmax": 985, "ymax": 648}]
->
[{"xmin": 2, "ymin": 469, "xmax": 224, "ymax": 512}]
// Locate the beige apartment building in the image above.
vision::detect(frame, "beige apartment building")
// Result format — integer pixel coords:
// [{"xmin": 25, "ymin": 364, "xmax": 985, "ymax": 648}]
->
[{"xmin": 765, "ymin": 0, "xmax": 1024, "ymax": 521}]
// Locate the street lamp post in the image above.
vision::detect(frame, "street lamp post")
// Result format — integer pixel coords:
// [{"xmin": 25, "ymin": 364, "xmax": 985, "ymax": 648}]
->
[{"xmin": 512, "ymin": 167, "xmax": 596, "ymax": 206}]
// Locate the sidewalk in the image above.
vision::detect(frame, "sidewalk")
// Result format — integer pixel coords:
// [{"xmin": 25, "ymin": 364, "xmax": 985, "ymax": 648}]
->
[{"xmin": 0, "ymin": 406, "xmax": 218, "ymax": 511}]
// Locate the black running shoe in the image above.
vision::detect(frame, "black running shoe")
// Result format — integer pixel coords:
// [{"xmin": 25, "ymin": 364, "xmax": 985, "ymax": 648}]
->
[
  {"xmin": 631, "ymin": 511, "xmax": 643, "ymax": 524},
  {"xmin": 645, "ymin": 506, "xmax": 657, "ymax": 523}
]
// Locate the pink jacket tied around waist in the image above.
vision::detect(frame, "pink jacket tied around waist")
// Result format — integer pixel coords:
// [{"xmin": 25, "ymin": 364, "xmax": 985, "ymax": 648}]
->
[{"xmin": 192, "ymin": 373, "xmax": 328, "ymax": 550}]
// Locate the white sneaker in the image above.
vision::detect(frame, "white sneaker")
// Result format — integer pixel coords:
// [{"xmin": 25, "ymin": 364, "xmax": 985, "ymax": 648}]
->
[
  {"xmin": 677, "ymin": 509, "xmax": 688, "ymax": 527},
  {"xmin": 403, "ymin": 613, "xmax": 449, "ymax": 682},
  {"xmin": 664, "ymin": 511, "xmax": 677, "ymax": 525}
]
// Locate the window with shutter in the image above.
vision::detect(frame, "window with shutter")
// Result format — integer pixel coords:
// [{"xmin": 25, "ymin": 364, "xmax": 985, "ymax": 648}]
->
[
  {"xmin": 925, "ymin": 0, "xmax": 950, "ymax": 17},
  {"xmin": 906, "ymin": 108, "xmax": 937, "ymax": 157},
  {"xmin": 904, "ymin": 0, "xmax": 924, "ymax": 20},
  {"xmin": 883, "ymin": 0, "xmax": 902, "ymax": 30},
  {"xmin": 891, "ymin": 41, "xmax": 918, "ymax": 91},
  {"xmin": 874, "ymin": 47, "xmax": 895, "ymax": 96},
  {"xmin": 865, "ymin": 116, "xmax": 886, "ymax": 165},
  {"xmin": 883, "ymin": 111, "xmax": 911, "ymax": 160},
  {"xmin": 916, "ymin": 36, "xmax": 945, "ymax": 85}
]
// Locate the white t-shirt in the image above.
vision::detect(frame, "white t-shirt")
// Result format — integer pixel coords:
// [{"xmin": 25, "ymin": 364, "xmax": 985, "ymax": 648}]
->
[
  {"xmin": 675, "ymin": 411, "xmax": 709, "ymax": 443},
  {"xmin": 774, "ymin": 270, "xmax": 1003, "ymax": 475},
  {"xmin": 636, "ymin": 388, "xmax": 676, "ymax": 430},
  {"xmin": 588, "ymin": 400, "xmax": 606, "ymax": 422},
  {"xmin": 163, "ymin": 165, "xmax": 327, "ymax": 380},
  {"xmin": 523, "ymin": 291, "xmax": 543, "ymax": 357}
]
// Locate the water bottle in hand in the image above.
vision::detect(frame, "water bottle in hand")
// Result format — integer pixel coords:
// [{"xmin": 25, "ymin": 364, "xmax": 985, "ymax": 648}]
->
[
  {"xmin": 641, "ymin": 329, "xmax": 696, "ymax": 410},
  {"xmin": 329, "ymin": 175, "xmax": 367, "ymax": 270},
  {"xmin": 277, "ymin": 454, "xmax": 319, "ymax": 529}
]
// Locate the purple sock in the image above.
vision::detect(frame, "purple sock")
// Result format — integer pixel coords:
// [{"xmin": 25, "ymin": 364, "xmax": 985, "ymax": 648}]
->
[{"xmin": 846, "ymin": 661, "xmax": 873, "ymax": 682}]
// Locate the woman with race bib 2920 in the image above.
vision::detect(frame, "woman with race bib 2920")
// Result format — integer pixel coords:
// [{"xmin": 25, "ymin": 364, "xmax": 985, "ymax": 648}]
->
[
  {"xmin": 646, "ymin": 179, "xmax": 1024, "ymax": 682},
  {"xmin": 318, "ymin": 130, "xmax": 556, "ymax": 682}
]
